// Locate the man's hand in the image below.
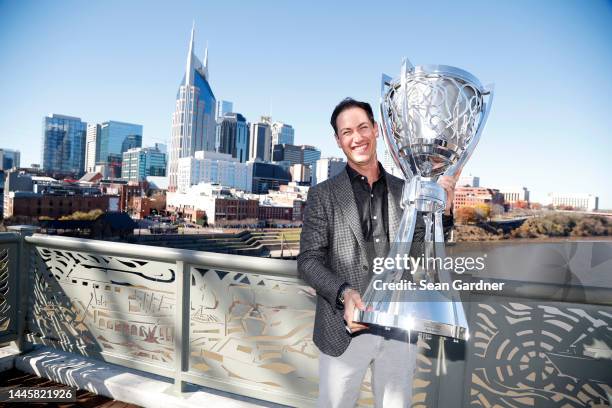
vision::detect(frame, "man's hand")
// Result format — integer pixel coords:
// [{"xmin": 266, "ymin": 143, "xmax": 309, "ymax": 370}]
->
[
  {"xmin": 438, "ymin": 173, "xmax": 460, "ymax": 215},
  {"xmin": 343, "ymin": 288, "xmax": 368, "ymax": 333}
]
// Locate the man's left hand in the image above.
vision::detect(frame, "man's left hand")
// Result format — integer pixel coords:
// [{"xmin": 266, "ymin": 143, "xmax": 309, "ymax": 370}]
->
[{"xmin": 438, "ymin": 174, "xmax": 460, "ymax": 215}]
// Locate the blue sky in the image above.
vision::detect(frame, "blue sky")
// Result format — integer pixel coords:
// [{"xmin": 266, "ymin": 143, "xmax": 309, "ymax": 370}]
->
[{"xmin": 0, "ymin": 0, "xmax": 610, "ymax": 208}]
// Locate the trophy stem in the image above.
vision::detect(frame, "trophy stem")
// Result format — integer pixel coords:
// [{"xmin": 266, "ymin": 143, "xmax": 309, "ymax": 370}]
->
[{"xmin": 355, "ymin": 177, "xmax": 469, "ymax": 341}]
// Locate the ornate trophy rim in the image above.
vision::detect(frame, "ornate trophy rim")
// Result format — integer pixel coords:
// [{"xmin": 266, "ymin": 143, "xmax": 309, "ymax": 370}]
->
[{"xmin": 379, "ymin": 59, "xmax": 495, "ymax": 180}]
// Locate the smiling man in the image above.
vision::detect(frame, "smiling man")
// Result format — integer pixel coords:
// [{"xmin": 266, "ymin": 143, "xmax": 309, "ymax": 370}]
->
[{"xmin": 298, "ymin": 98, "xmax": 457, "ymax": 407}]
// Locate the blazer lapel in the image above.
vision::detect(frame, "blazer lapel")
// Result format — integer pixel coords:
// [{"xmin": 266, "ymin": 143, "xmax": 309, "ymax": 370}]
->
[
  {"xmin": 331, "ymin": 170, "xmax": 367, "ymax": 252},
  {"xmin": 386, "ymin": 173, "xmax": 404, "ymax": 242}
]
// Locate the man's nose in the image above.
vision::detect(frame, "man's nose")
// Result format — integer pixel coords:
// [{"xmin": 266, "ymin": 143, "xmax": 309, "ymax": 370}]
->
[{"xmin": 352, "ymin": 129, "xmax": 366, "ymax": 143}]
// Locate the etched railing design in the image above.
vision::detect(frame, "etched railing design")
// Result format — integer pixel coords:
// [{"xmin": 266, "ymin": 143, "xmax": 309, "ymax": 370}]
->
[
  {"xmin": 23, "ymin": 234, "xmax": 319, "ymax": 407},
  {"xmin": 0, "ymin": 231, "xmax": 610, "ymax": 407},
  {"xmin": 0, "ymin": 233, "xmax": 19, "ymax": 343}
]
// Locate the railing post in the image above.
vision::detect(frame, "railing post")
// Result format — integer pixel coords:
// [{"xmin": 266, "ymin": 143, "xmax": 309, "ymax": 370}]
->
[
  {"xmin": 7, "ymin": 225, "xmax": 39, "ymax": 353},
  {"xmin": 173, "ymin": 260, "xmax": 190, "ymax": 393}
]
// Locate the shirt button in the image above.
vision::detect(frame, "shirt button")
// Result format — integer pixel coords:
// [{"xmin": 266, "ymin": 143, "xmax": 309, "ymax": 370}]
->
[
  {"xmin": 373, "ymin": 216, "xmax": 377, "ymax": 220},
  {"xmin": 375, "ymin": 238, "xmax": 380, "ymax": 243},
  {"xmin": 370, "ymin": 194, "xmax": 374, "ymax": 198},
  {"xmin": 361, "ymin": 176, "xmax": 365, "ymax": 180}
]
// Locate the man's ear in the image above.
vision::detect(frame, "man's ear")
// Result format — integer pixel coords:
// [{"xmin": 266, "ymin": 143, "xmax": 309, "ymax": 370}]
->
[
  {"xmin": 374, "ymin": 122, "xmax": 379, "ymax": 139},
  {"xmin": 335, "ymin": 133, "xmax": 341, "ymax": 148}
]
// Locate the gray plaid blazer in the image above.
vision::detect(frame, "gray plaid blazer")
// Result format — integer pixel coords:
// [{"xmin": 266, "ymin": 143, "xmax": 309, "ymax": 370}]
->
[{"xmin": 297, "ymin": 167, "xmax": 406, "ymax": 357}]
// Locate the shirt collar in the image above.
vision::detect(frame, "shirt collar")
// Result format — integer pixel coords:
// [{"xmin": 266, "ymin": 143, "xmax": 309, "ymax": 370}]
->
[{"xmin": 345, "ymin": 161, "xmax": 387, "ymax": 183}]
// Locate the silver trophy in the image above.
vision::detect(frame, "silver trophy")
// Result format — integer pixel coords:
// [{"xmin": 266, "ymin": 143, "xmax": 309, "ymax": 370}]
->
[{"xmin": 355, "ymin": 59, "xmax": 494, "ymax": 341}]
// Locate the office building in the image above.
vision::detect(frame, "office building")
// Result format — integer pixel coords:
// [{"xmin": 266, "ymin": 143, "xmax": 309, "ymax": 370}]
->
[
  {"xmin": 272, "ymin": 144, "xmax": 302, "ymax": 165},
  {"xmin": 96, "ymin": 121, "xmax": 142, "ymax": 179},
  {"xmin": 177, "ymin": 151, "xmax": 252, "ymax": 193},
  {"xmin": 546, "ymin": 193, "xmax": 599, "ymax": 211},
  {"xmin": 218, "ymin": 113, "xmax": 250, "ymax": 163},
  {"xmin": 290, "ymin": 163, "xmax": 311, "ymax": 184},
  {"xmin": 2, "ymin": 170, "xmax": 112, "ymax": 218},
  {"xmin": 168, "ymin": 26, "xmax": 217, "ymax": 191},
  {"xmin": 249, "ymin": 119, "xmax": 272, "ymax": 162},
  {"xmin": 251, "ymin": 162, "xmax": 291, "ymax": 194},
  {"xmin": 271, "ymin": 122, "xmax": 295, "ymax": 156},
  {"xmin": 300, "ymin": 145, "xmax": 321, "ymax": 168},
  {"xmin": 84, "ymin": 124, "xmax": 100, "ymax": 173},
  {"xmin": 499, "ymin": 187, "xmax": 530, "ymax": 205},
  {"xmin": 5, "ymin": 191, "xmax": 112, "ymax": 218},
  {"xmin": 167, "ymin": 183, "xmax": 259, "ymax": 226},
  {"xmin": 42, "ymin": 114, "xmax": 87, "ymax": 176},
  {"xmin": 458, "ymin": 174, "xmax": 480, "ymax": 188},
  {"xmin": 216, "ymin": 100, "xmax": 233, "ymax": 120},
  {"xmin": 122, "ymin": 146, "xmax": 167, "ymax": 182},
  {"xmin": 153, "ymin": 142, "xmax": 167, "ymax": 154},
  {"xmin": 272, "ymin": 144, "xmax": 321, "ymax": 170},
  {"xmin": 314, "ymin": 157, "xmax": 345, "ymax": 185},
  {"xmin": 453, "ymin": 187, "xmax": 505, "ymax": 210},
  {"xmin": 0, "ymin": 149, "xmax": 20, "ymax": 170}
]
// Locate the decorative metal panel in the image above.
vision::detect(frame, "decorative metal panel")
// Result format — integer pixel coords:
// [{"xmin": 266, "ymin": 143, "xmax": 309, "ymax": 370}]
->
[
  {"xmin": 466, "ymin": 297, "xmax": 612, "ymax": 407},
  {"xmin": 0, "ymin": 244, "xmax": 18, "ymax": 340},
  {"xmin": 188, "ymin": 268, "xmax": 322, "ymax": 399},
  {"xmin": 28, "ymin": 246, "xmax": 176, "ymax": 368}
]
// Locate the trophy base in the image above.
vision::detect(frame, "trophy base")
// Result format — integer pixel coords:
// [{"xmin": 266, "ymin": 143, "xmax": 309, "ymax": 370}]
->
[{"xmin": 354, "ymin": 309, "xmax": 468, "ymax": 341}]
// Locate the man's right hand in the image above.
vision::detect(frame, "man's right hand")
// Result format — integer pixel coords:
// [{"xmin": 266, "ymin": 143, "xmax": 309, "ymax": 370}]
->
[{"xmin": 343, "ymin": 289, "xmax": 368, "ymax": 333}]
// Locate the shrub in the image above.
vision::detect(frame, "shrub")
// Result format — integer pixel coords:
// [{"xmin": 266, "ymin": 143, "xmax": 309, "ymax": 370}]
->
[
  {"xmin": 59, "ymin": 209, "xmax": 104, "ymax": 221},
  {"xmin": 511, "ymin": 213, "xmax": 609, "ymax": 238}
]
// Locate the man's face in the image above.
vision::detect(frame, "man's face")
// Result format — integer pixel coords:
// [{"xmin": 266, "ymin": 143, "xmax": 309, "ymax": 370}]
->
[{"xmin": 335, "ymin": 107, "xmax": 378, "ymax": 168}]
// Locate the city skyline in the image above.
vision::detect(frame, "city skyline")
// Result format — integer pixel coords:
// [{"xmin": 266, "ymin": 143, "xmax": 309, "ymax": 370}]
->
[{"xmin": 0, "ymin": 1, "xmax": 610, "ymax": 207}]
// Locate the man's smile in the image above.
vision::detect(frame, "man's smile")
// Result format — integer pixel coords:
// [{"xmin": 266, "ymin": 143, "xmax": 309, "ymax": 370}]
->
[{"xmin": 351, "ymin": 143, "xmax": 369, "ymax": 153}]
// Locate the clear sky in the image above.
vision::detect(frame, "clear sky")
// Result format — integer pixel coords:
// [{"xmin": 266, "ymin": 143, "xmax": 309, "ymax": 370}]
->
[{"xmin": 0, "ymin": 0, "xmax": 610, "ymax": 208}]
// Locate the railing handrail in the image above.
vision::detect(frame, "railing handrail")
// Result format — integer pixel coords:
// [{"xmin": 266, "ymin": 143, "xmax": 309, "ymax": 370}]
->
[
  {"xmin": 0, "ymin": 232, "xmax": 21, "ymax": 244},
  {"xmin": 25, "ymin": 233, "xmax": 299, "ymax": 278}
]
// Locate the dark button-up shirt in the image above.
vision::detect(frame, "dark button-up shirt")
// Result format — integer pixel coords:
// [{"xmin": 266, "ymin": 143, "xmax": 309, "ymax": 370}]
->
[
  {"xmin": 337, "ymin": 162, "xmax": 455, "ymax": 306},
  {"xmin": 345, "ymin": 163, "xmax": 390, "ymax": 278}
]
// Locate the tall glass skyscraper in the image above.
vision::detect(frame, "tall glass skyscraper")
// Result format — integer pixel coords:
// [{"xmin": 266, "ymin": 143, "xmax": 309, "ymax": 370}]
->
[
  {"xmin": 249, "ymin": 119, "xmax": 271, "ymax": 162},
  {"xmin": 0, "ymin": 149, "xmax": 21, "ymax": 170},
  {"xmin": 122, "ymin": 146, "xmax": 167, "ymax": 182},
  {"xmin": 218, "ymin": 113, "xmax": 249, "ymax": 163},
  {"xmin": 42, "ymin": 114, "xmax": 87, "ymax": 175},
  {"xmin": 84, "ymin": 123, "xmax": 100, "ymax": 173},
  {"xmin": 215, "ymin": 100, "xmax": 233, "ymax": 121},
  {"xmin": 301, "ymin": 145, "xmax": 321, "ymax": 167},
  {"xmin": 271, "ymin": 122, "xmax": 295, "ymax": 147},
  {"xmin": 97, "ymin": 121, "xmax": 143, "ymax": 179},
  {"xmin": 168, "ymin": 26, "xmax": 217, "ymax": 191}
]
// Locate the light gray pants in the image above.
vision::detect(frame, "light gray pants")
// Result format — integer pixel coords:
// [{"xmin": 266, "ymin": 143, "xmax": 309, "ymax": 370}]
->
[{"xmin": 318, "ymin": 329, "xmax": 418, "ymax": 408}]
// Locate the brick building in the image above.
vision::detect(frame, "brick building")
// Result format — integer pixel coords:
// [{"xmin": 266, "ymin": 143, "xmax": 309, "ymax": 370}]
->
[
  {"xmin": 5, "ymin": 192, "xmax": 114, "ymax": 218},
  {"xmin": 131, "ymin": 195, "xmax": 166, "ymax": 219},
  {"xmin": 453, "ymin": 186, "xmax": 505, "ymax": 210},
  {"xmin": 258, "ymin": 205, "xmax": 293, "ymax": 222}
]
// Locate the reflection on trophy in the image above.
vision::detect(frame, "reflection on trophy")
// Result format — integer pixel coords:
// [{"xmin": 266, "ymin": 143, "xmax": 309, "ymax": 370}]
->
[{"xmin": 355, "ymin": 59, "xmax": 494, "ymax": 341}]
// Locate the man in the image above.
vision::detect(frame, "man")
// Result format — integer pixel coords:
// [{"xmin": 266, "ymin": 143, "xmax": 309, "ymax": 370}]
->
[{"xmin": 297, "ymin": 98, "xmax": 457, "ymax": 408}]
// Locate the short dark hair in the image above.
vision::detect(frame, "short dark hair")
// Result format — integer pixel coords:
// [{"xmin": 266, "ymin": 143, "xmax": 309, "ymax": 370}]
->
[{"xmin": 330, "ymin": 97, "xmax": 375, "ymax": 135}]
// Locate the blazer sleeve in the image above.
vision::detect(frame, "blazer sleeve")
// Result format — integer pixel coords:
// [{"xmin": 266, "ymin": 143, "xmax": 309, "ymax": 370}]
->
[{"xmin": 297, "ymin": 186, "xmax": 346, "ymax": 306}]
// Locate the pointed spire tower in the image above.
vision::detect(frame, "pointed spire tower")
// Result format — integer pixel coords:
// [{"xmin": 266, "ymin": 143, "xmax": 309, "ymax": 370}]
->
[
  {"xmin": 168, "ymin": 23, "xmax": 217, "ymax": 191},
  {"xmin": 185, "ymin": 22, "xmax": 196, "ymax": 86},
  {"xmin": 203, "ymin": 40, "xmax": 209, "ymax": 79}
]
